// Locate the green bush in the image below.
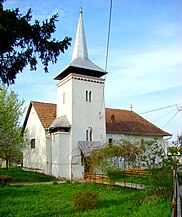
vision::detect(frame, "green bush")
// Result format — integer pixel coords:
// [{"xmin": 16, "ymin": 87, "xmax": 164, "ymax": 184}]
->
[
  {"xmin": 107, "ymin": 167, "xmax": 124, "ymax": 182},
  {"xmin": 72, "ymin": 190, "xmax": 98, "ymax": 210},
  {"xmin": 0, "ymin": 175, "xmax": 12, "ymax": 186},
  {"xmin": 145, "ymin": 167, "xmax": 173, "ymax": 198}
]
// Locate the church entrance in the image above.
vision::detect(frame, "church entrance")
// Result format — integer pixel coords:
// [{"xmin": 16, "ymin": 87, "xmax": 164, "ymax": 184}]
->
[{"xmin": 84, "ymin": 157, "xmax": 92, "ymax": 173}]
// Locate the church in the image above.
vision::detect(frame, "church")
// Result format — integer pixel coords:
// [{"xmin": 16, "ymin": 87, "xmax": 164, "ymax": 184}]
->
[{"xmin": 22, "ymin": 8, "xmax": 171, "ymax": 180}]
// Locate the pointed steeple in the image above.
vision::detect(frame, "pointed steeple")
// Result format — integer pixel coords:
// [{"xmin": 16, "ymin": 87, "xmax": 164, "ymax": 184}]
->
[
  {"xmin": 54, "ymin": 8, "xmax": 107, "ymax": 80},
  {"xmin": 72, "ymin": 7, "xmax": 88, "ymax": 61}
]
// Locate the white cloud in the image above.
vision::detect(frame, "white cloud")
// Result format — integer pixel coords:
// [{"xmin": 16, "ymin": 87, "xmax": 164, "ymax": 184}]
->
[{"xmin": 105, "ymin": 46, "xmax": 182, "ymax": 97}]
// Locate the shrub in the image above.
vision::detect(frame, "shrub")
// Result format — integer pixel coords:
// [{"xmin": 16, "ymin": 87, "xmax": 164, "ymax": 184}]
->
[
  {"xmin": 145, "ymin": 167, "xmax": 173, "ymax": 198},
  {"xmin": 72, "ymin": 191, "xmax": 98, "ymax": 210},
  {"xmin": 107, "ymin": 167, "xmax": 124, "ymax": 182},
  {"xmin": 0, "ymin": 175, "xmax": 12, "ymax": 186}
]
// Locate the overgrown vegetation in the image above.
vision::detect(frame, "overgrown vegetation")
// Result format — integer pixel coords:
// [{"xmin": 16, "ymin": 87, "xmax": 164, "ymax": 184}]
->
[
  {"xmin": 0, "ymin": 175, "xmax": 12, "ymax": 186},
  {"xmin": 72, "ymin": 190, "xmax": 98, "ymax": 210},
  {"xmin": 89, "ymin": 138, "xmax": 175, "ymax": 199},
  {"xmin": 0, "ymin": 183, "xmax": 171, "ymax": 217},
  {"xmin": 0, "ymin": 166, "xmax": 57, "ymax": 183}
]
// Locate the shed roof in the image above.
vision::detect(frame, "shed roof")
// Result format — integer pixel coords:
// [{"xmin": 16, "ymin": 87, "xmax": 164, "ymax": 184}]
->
[{"xmin": 49, "ymin": 115, "xmax": 71, "ymax": 130}]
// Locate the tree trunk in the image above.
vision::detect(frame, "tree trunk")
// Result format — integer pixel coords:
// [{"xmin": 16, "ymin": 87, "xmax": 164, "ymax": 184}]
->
[{"xmin": 6, "ymin": 158, "xmax": 9, "ymax": 171}]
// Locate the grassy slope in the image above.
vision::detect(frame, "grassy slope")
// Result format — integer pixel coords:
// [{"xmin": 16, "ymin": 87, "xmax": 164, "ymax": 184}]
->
[
  {"xmin": 0, "ymin": 167, "xmax": 57, "ymax": 183},
  {"xmin": 0, "ymin": 183, "xmax": 171, "ymax": 217}
]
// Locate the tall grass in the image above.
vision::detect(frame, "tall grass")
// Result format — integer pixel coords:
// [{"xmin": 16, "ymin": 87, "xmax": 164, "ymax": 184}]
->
[{"xmin": 0, "ymin": 183, "xmax": 171, "ymax": 217}]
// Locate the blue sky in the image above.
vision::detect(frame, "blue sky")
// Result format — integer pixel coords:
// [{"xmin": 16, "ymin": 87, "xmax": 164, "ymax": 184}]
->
[{"xmin": 3, "ymin": 0, "xmax": 182, "ymax": 141}]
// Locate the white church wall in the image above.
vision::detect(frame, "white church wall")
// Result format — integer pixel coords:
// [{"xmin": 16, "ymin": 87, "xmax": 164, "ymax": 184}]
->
[
  {"xmin": 45, "ymin": 134, "xmax": 52, "ymax": 176},
  {"xmin": 106, "ymin": 133, "xmax": 168, "ymax": 168},
  {"xmin": 23, "ymin": 106, "xmax": 47, "ymax": 172},
  {"xmin": 51, "ymin": 132, "xmax": 71, "ymax": 179},
  {"xmin": 57, "ymin": 74, "xmax": 73, "ymax": 123},
  {"xmin": 71, "ymin": 74, "xmax": 106, "ymax": 141},
  {"xmin": 56, "ymin": 73, "xmax": 106, "ymax": 179},
  {"xmin": 106, "ymin": 133, "xmax": 164, "ymax": 143},
  {"xmin": 71, "ymin": 74, "xmax": 106, "ymax": 179}
]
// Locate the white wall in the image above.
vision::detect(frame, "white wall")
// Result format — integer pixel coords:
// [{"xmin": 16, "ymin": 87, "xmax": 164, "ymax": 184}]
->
[
  {"xmin": 106, "ymin": 133, "xmax": 168, "ymax": 167},
  {"xmin": 23, "ymin": 106, "xmax": 47, "ymax": 172},
  {"xmin": 56, "ymin": 73, "xmax": 106, "ymax": 179},
  {"xmin": 57, "ymin": 74, "xmax": 73, "ymax": 123},
  {"xmin": 51, "ymin": 132, "xmax": 71, "ymax": 179},
  {"xmin": 106, "ymin": 133, "xmax": 163, "ymax": 143}
]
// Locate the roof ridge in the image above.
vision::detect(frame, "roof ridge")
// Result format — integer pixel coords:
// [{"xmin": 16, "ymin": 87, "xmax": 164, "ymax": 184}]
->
[
  {"xmin": 31, "ymin": 101, "xmax": 56, "ymax": 106},
  {"xmin": 106, "ymin": 107, "xmax": 133, "ymax": 112}
]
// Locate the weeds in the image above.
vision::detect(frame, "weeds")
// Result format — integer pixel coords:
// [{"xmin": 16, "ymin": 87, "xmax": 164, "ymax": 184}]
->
[{"xmin": 0, "ymin": 175, "xmax": 12, "ymax": 186}]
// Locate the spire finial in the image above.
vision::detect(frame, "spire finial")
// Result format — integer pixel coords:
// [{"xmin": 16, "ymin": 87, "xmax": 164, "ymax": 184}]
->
[{"xmin": 80, "ymin": 7, "xmax": 83, "ymax": 14}]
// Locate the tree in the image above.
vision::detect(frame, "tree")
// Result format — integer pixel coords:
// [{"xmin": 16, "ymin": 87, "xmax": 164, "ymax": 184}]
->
[
  {"xmin": 0, "ymin": 87, "xmax": 26, "ymax": 169},
  {"xmin": 0, "ymin": 0, "xmax": 71, "ymax": 85}
]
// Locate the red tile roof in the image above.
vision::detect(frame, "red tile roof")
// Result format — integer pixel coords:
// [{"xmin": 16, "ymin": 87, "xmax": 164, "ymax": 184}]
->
[
  {"xmin": 106, "ymin": 108, "xmax": 171, "ymax": 136},
  {"xmin": 23, "ymin": 101, "xmax": 171, "ymax": 136},
  {"xmin": 23, "ymin": 101, "xmax": 56, "ymax": 130},
  {"xmin": 32, "ymin": 101, "xmax": 56, "ymax": 128}
]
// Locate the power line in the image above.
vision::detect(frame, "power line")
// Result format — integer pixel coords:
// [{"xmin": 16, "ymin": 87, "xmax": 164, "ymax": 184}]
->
[
  {"xmin": 105, "ymin": 0, "xmax": 112, "ymax": 72},
  {"xmin": 99, "ymin": 0, "xmax": 113, "ymax": 114},
  {"xmin": 139, "ymin": 103, "xmax": 182, "ymax": 115},
  {"xmin": 162, "ymin": 109, "xmax": 180, "ymax": 129},
  {"xmin": 152, "ymin": 108, "xmax": 177, "ymax": 122}
]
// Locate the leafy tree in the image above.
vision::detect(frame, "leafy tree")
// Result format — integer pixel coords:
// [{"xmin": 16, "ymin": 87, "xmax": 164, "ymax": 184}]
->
[
  {"xmin": 0, "ymin": 87, "xmax": 26, "ymax": 169},
  {"xmin": 0, "ymin": 0, "xmax": 71, "ymax": 85}
]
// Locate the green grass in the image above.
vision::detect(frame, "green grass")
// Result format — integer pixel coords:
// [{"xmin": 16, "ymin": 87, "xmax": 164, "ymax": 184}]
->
[
  {"xmin": 114, "ymin": 174, "xmax": 149, "ymax": 185},
  {"xmin": 0, "ymin": 183, "xmax": 171, "ymax": 217},
  {"xmin": 0, "ymin": 167, "xmax": 57, "ymax": 183},
  {"xmin": 108, "ymin": 167, "xmax": 173, "ymax": 186}
]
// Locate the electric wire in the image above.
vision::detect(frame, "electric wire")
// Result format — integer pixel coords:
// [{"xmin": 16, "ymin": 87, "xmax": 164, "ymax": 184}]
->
[
  {"xmin": 162, "ymin": 109, "xmax": 180, "ymax": 129},
  {"xmin": 105, "ymin": 0, "xmax": 112, "ymax": 72},
  {"xmin": 140, "ymin": 103, "xmax": 182, "ymax": 130},
  {"xmin": 99, "ymin": 0, "xmax": 113, "ymax": 114},
  {"xmin": 139, "ymin": 103, "xmax": 182, "ymax": 115},
  {"xmin": 152, "ymin": 108, "xmax": 177, "ymax": 123}
]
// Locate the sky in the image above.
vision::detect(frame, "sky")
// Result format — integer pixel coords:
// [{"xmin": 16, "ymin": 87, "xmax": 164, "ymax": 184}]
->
[{"xmin": 3, "ymin": 0, "xmax": 182, "ymax": 142}]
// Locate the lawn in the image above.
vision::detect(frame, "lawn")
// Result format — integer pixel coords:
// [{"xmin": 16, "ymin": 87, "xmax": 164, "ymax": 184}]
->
[
  {"xmin": 0, "ymin": 183, "xmax": 171, "ymax": 217},
  {"xmin": 0, "ymin": 166, "xmax": 57, "ymax": 183},
  {"xmin": 0, "ymin": 167, "xmax": 172, "ymax": 216}
]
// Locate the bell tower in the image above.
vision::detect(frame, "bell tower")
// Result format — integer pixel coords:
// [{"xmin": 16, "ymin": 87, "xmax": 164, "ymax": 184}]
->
[{"xmin": 54, "ymin": 8, "xmax": 107, "ymax": 179}]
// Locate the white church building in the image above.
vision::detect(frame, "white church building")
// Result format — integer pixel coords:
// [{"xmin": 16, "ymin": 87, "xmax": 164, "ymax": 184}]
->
[{"xmin": 23, "ymin": 8, "xmax": 171, "ymax": 180}]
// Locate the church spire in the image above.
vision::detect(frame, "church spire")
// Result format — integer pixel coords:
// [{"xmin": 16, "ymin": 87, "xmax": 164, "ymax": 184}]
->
[
  {"xmin": 72, "ymin": 7, "xmax": 88, "ymax": 61},
  {"xmin": 54, "ymin": 7, "xmax": 107, "ymax": 80}
]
